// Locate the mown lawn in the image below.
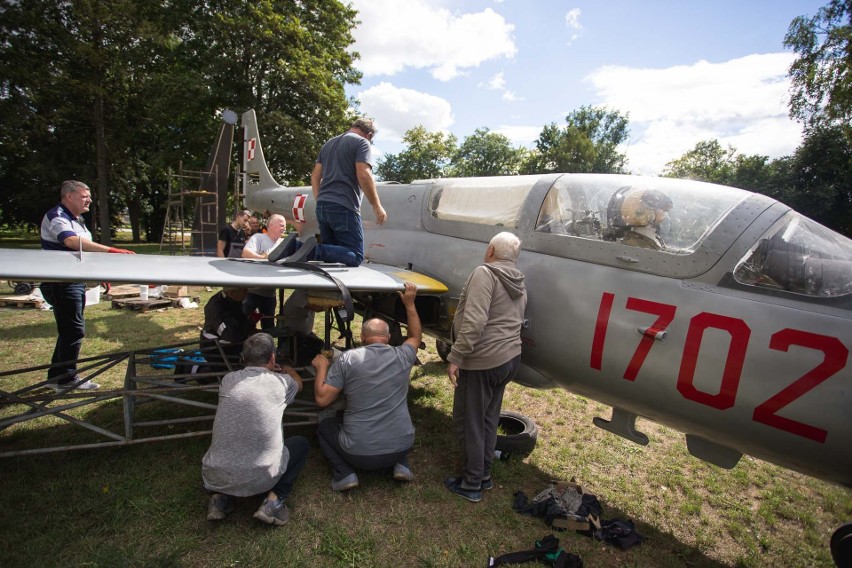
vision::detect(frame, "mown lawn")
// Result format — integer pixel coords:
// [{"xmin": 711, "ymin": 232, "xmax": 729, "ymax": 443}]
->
[{"xmin": 0, "ymin": 239, "xmax": 850, "ymax": 567}]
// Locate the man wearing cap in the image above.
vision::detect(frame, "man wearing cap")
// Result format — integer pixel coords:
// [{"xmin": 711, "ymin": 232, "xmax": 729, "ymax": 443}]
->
[{"xmin": 291, "ymin": 118, "xmax": 387, "ymax": 266}]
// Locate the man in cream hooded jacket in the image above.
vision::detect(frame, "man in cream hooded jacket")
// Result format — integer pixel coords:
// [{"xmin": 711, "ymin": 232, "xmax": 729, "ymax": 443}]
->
[{"xmin": 445, "ymin": 232, "xmax": 527, "ymax": 502}]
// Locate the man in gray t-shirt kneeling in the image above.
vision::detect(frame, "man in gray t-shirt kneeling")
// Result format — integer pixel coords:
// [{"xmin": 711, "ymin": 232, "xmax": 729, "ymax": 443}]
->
[
  {"xmin": 202, "ymin": 333, "xmax": 308, "ymax": 525},
  {"xmin": 312, "ymin": 282, "xmax": 421, "ymax": 491}
]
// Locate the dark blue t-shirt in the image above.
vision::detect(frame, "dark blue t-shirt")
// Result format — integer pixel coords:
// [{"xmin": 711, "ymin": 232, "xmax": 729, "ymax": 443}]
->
[{"xmin": 315, "ymin": 132, "xmax": 374, "ymax": 213}]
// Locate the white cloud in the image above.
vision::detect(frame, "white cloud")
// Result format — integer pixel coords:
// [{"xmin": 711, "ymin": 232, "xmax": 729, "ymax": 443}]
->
[
  {"xmin": 482, "ymin": 72, "xmax": 506, "ymax": 91},
  {"xmin": 585, "ymin": 53, "xmax": 803, "ymax": 174},
  {"xmin": 478, "ymin": 71, "xmax": 523, "ymax": 101},
  {"xmin": 356, "ymin": 82, "xmax": 455, "ymax": 144},
  {"xmin": 502, "ymin": 90, "xmax": 523, "ymax": 102},
  {"xmin": 565, "ymin": 8, "xmax": 581, "ymax": 29},
  {"xmin": 565, "ymin": 8, "xmax": 582, "ymax": 44},
  {"xmin": 494, "ymin": 125, "xmax": 541, "ymax": 147},
  {"xmin": 349, "ymin": 0, "xmax": 516, "ymax": 81}
]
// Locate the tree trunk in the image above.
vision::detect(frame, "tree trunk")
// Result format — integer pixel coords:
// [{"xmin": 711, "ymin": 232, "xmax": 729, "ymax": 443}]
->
[
  {"xmin": 94, "ymin": 94, "xmax": 112, "ymax": 245},
  {"xmin": 128, "ymin": 194, "xmax": 142, "ymax": 242}
]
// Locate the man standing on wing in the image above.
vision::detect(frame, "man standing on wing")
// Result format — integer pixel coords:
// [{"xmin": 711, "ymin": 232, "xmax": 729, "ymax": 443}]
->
[{"xmin": 444, "ymin": 232, "xmax": 527, "ymax": 503}]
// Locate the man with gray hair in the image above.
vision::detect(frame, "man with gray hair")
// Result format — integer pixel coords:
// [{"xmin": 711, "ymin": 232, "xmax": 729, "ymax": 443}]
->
[
  {"xmin": 241, "ymin": 213, "xmax": 303, "ymax": 330},
  {"xmin": 444, "ymin": 232, "xmax": 527, "ymax": 502},
  {"xmin": 202, "ymin": 332, "xmax": 308, "ymax": 525},
  {"xmin": 295, "ymin": 118, "xmax": 387, "ymax": 266},
  {"xmin": 40, "ymin": 180, "xmax": 134, "ymax": 392}
]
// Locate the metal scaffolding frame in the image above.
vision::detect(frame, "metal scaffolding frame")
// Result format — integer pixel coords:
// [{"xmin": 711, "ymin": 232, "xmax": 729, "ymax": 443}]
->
[
  {"xmin": 0, "ymin": 340, "xmax": 320, "ymax": 458},
  {"xmin": 159, "ymin": 162, "xmax": 220, "ymax": 256}
]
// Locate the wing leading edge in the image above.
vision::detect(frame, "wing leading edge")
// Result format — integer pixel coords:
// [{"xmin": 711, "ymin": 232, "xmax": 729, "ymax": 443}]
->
[{"xmin": 0, "ymin": 249, "xmax": 449, "ymax": 294}]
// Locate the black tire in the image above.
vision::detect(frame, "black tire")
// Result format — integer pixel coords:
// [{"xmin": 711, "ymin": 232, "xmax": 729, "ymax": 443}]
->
[
  {"xmin": 13, "ymin": 282, "xmax": 35, "ymax": 295},
  {"xmin": 496, "ymin": 410, "xmax": 538, "ymax": 458},
  {"xmin": 831, "ymin": 522, "xmax": 852, "ymax": 568},
  {"xmin": 436, "ymin": 339, "xmax": 451, "ymax": 362}
]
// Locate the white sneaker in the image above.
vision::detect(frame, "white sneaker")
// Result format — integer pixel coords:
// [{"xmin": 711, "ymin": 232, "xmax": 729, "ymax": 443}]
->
[{"xmin": 50, "ymin": 378, "xmax": 100, "ymax": 392}]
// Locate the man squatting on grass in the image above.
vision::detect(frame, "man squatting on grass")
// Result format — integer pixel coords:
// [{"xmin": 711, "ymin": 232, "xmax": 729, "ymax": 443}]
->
[
  {"xmin": 444, "ymin": 232, "xmax": 527, "ymax": 503},
  {"xmin": 311, "ymin": 282, "xmax": 421, "ymax": 491},
  {"xmin": 202, "ymin": 333, "xmax": 309, "ymax": 525},
  {"xmin": 40, "ymin": 180, "xmax": 134, "ymax": 392}
]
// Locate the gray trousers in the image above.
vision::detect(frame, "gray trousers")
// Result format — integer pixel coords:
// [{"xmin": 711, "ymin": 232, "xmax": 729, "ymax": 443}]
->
[
  {"xmin": 452, "ymin": 355, "xmax": 521, "ymax": 489},
  {"xmin": 317, "ymin": 417, "xmax": 410, "ymax": 481}
]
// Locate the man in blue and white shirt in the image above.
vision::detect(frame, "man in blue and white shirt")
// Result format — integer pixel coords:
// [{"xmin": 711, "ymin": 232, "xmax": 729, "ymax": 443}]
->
[{"xmin": 40, "ymin": 180, "xmax": 134, "ymax": 391}]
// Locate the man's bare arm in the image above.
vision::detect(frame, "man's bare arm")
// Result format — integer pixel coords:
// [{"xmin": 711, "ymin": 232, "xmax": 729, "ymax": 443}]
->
[{"xmin": 356, "ymin": 162, "xmax": 387, "ymax": 225}]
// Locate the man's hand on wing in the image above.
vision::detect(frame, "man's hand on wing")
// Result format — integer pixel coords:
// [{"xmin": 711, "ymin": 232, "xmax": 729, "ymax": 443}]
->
[{"xmin": 398, "ymin": 281, "xmax": 417, "ymax": 306}]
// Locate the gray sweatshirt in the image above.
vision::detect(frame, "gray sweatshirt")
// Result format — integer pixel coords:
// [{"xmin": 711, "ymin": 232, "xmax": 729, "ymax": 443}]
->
[{"xmin": 448, "ymin": 259, "xmax": 527, "ymax": 370}]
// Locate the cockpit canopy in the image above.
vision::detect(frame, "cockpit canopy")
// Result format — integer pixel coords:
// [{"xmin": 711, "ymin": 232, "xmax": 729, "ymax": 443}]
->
[
  {"xmin": 734, "ymin": 214, "xmax": 852, "ymax": 298},
  {"xmin": 424, "ymin": 173, "xmax": 852, "ymax": 298}
]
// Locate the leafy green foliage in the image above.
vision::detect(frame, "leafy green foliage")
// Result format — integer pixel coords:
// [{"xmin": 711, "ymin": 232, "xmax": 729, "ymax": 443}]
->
[
  {"xmin": 375, "ymin": 126, "xmax": 457, "ymax": 183},
  {"xmin": 521, "ymin": 105, "xmax": 630, "ymax": 174},
  {"xmin": 783, "ymin": 125, "xmax": 852, "ymax": 236},
  {"xmin": 784, "ymin": 0, "xmax": 852, "ymax": 138},
  {"xmin": 0, "ymin": 0, "xmax": 360, "ymax": 239},
  {"xmin": 663, "ymin": 140, "xmax": 739, "ymax": 185},
  {"xmin": 663, "ymin": 130, "xmax": 852, "ymax": 238},
  {"xmin": 450, "ymin": 127, "xmax": 528, "ymax": 177}
]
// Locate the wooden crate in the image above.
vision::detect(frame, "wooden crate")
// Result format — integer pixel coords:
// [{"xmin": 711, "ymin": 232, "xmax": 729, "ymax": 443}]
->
[
  {"xmin": 0, "ymin": 295, "xmax": 45, "ymax": 309},
  {"xmin": 106, "ymin": 285, "xmax": 142, "ymax": 300},
  {"xmin": 111, "ymin": 297, "xmax": 173, "ymax": 312}
]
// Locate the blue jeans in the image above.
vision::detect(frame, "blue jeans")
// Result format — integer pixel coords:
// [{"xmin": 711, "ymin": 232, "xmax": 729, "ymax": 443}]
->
[
  {"xmin": 316, "ymin": 201, "xmax": 364, "ymax": 266},
  {"xmin": 270, "ymin": 436, "xmax": 310, "ymax": 500},
  {"xmin": 40, "ymin": 282, "xmax": 86, "ymax": 383},
  {"xmin": 243, "ymin": 292, "xmax": 276, "ymax": 331}
]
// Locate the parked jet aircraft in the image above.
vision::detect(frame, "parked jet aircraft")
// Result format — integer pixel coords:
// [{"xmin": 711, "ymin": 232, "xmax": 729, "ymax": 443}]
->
[{"xmin": 2, "ymin": 110, "xmax": 850, "ymax": 499}]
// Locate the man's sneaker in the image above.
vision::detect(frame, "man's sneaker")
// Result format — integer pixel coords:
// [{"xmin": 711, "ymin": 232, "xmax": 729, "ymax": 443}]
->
[
  {"xmin": 331, "ymin": 472, "xmax": 359, "ymax": 492},
  {"xmin": 49, "ymin": 378, "xmax": 100, "ymax": 393},
  {"xmin": 481, "ymin": 478, "xmax": 494, "ymax": 491},
  {"xmin": 267, "ymin": 232, "xmax": 299, "ymax": 262},
  {"xmin": 393, "ymin": 463, "xmax": 414, "ymax": 482},
  {"xmin": 253, "ymin": 497, "xmax": 289, "ymax": 526},
  {"xmin": 206, "ymin": 493, "xmax": 234, "ymax": 521},
  {"xmin": 283, "ymin": 236, "xmax": 317, "ymax": 263},
  {"xmin": 444, "ymin": 476, "xmax": 482, "ymax": 503}
]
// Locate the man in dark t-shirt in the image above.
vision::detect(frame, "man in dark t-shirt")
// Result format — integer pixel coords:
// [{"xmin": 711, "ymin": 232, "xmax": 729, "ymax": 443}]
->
[
  {"xmin": 217, "ymin": 210, "xmax": 250, "ymax": 257},
  {"xmin": 304, "ymin": 118, "xmax": 387, "ymax": 266}
]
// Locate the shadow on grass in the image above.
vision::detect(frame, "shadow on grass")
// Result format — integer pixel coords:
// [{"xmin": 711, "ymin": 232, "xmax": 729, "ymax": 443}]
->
[{"xmin": 0, "ymin": 359, "xmax": 758, "ymax": 567}]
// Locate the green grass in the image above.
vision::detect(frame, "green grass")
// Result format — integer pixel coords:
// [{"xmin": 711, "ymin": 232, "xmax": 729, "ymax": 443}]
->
[{"xmin": 0, "ymin": 249, "xmax": 850, "ymax": 567}]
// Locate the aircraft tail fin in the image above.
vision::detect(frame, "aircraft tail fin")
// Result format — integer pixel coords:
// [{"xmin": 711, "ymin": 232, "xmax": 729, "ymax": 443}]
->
[{"xmin": 241, "ymin": 109, "xmax": 281, "ymax": 193}]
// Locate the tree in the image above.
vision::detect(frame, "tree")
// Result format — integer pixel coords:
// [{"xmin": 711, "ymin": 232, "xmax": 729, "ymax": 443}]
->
[
  {"xmin": 784, "ymin": 0, "xmax": 852, "ymax": 139},
  {"xmin": 662, "ymin": 140, "xmax": 738, "ymax": 184},
  {"xmin": 375, "ymin": 127, "xmax": 457, "ymax": 183},
  {"xmin": 783, "ymin": 125, "xmax": 852, "ymax": 236},
  {"xmin": 179, "ymin": 0, "xmax": 361, "ymax": 185},
  {"xmin": 0, "ymin": 0, "xmax": 360, "ymax": 241},
  {"xmin": 521, "ymin": 106, "xmax": 629, "ymax": 174},
  {"xmin": 450, "ymin": 128, "xmax": 527, "ymax": 177}
]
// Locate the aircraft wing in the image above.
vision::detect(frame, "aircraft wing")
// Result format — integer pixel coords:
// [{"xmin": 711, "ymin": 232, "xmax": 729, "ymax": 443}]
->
[{"xmin": 0, "ymin": 249, "xmax": 448, "ymax": 294}]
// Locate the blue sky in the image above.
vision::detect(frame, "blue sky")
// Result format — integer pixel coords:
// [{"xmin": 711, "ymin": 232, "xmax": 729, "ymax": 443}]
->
[{"xmin": 344, "ymin": 0, "xmax": 826, "ymax": 175}]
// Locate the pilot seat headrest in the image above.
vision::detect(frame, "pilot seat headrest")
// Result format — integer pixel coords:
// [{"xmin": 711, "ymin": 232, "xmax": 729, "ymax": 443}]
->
[{"xmin": 607, "ymin": 187, "xmax": 672, "ymax": 228}]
